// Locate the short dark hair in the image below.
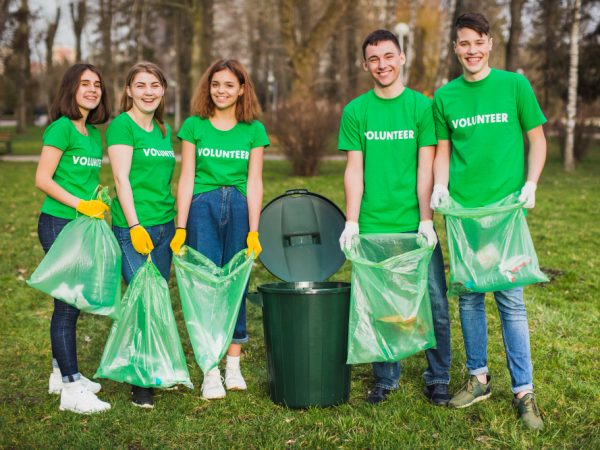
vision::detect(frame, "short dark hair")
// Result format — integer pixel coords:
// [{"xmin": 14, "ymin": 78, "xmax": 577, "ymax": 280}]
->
[
  {"xmin": 362, "ymin": 29, "xmax": 402, "ymax": 59},
  {"xmin": 453, "ymin": 12, "xmax": 490, "ymax": 40},
  {"xmin": 49, "ymin": 63, "xmax": 110, "ymax": 124}
]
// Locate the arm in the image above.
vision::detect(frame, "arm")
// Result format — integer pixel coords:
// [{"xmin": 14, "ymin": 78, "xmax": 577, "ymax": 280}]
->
[
  {"xmin": 35, "ymin": 146, "xmax": 80, "ymax": 208},
  {"xmin": 525, "ymin": 125, "xmax": 546, "ymax": 183},
  {"xmin": 417, "ymin": 145, "xmax": 435, "ymax": 221},
  {"xmin": 108, "ymin": 144, "xmax": 139, "ymax": 227},
  {"xmin": 246, "ymin": 146, "xmax": 264, "ymax": 232},
  {"xmin": 432, "ymin": 139, "xmax": 451, "ymax": 187},
  {"xmin": 343, "ymin": 151, "xmax": 364, "ymax": 222},
  {"xmin": 175, "ymin": 140, "xmax": 197, "ymax": 228}
]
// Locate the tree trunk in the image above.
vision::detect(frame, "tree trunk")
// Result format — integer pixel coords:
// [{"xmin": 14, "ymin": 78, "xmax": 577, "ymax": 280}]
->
[
  {"xmin": 14, "ymin": 0, "xmax": 31, "ymax": 133},
  {"xmin": 0, "ymin": 0, "xmax": 12, "ymax": 41},
  {"xmin": 434, "ymin": 0, "xmax": 457, "ymax": 90},
  {"xmin": 190, "ymin": 0, "xmax": 213, "ymax": 87},
  {"xmin": 98, "ymin": 0, "xmax": 114, "ymax": 106},
  {"xmin": 564, "ymin": 0, "xmax": 581, "ymax": 172},
  {"xmin": 404, "ymin": 0, "xmax": 417, "ymax": 85},
  {"xmin": 505, "ymin": 0, "xmax": 526, "ymax": 72},
  {"xmin": 70, "ymin": 0, "xmax": 86, "ymax": 62},
  {"xmin": 45, "ymin": 6, "xmax": 60, "ymax": 70}
]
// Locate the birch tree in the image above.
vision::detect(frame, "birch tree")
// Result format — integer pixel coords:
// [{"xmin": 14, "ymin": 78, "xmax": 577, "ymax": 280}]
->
[
  {"xmin": 564, "ymin": 0, "xmax": 581, "ymax": 171},
  {"xmin": 434, "ymin": 0, "xmax": 457, "ymax": 89}
]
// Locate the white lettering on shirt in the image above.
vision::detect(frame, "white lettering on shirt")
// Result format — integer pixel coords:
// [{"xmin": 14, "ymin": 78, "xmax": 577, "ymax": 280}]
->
[
  {"xmin": 364, "ymin": 130, "xmax": 415, "ymax": 141},
  {"xmin": 451, "ymin": 113, "xmax": 509, "ymax": 129},
  {"xmin": 197, "ymin": 147, "xmax": 250, "ymax": 160},
  {"xmin": 142, "ymin": 148, "xmax": 175, "ymax": 158},
  {"xmin": 72, "ymin": 156, "xmax": 102, "ymax": 168}
]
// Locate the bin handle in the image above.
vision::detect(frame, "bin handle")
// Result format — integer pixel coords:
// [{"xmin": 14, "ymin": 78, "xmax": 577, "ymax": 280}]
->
[{"xmin": 284, "ymin": 189, "xmax": 309, "ymax": 196}]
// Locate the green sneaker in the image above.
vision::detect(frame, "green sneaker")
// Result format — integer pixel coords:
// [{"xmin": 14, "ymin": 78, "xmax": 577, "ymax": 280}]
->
[
  {"xmin": 513, "ymin": 393, "xmax": 544, "ymax": 430},
  {"xmin": 448, "ymin": 374, "xmax": 491, "ymax": 408}
]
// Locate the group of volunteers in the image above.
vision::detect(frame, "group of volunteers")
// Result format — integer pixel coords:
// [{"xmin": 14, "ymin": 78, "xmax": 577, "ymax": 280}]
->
[{"xmin": 34, "ymin": 10, "xmax": 545, "ymax": 430}]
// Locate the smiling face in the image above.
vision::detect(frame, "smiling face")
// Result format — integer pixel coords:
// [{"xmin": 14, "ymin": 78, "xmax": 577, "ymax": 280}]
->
[
  {"xmin": 454, "ymin": 27, "xmax": 493, "ymax": 81},
  {"xmin": 75, "ymin": 69, "xmax": 102, "ymax": 114},
  {"xmin": 210, "ymin": 69, "xmax": 244, "ymax": 111},
  {"xmin": 363, "ymin": 40, "xmax": 405, "ymax": 90},
  {"xmin": 126, "ymin": 71, "xmax": 165, "ymax": 115}
]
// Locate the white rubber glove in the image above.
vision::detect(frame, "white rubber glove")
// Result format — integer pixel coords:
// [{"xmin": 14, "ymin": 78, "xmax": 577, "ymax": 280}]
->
[
  {"xmin": 518, "ymin": 181, "xmax": 537, "ymax": 209},
  {"xmin": 339, "ymin": 221, "xmax": 359, "ymax": 250},
  {"xmin": 418, "ymin": 220, "xmax": 438, "ymax": 247},
  {"xmin": 430, "ymin": 184, "xmax": 450, "ymax": 210}
]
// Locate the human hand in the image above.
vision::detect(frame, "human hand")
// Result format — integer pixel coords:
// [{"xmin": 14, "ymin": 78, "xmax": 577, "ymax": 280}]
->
[
  {"xmin": 246, "ymin": 231, "xmax": 262, "ymax": 257},
  {"xmin": 339, "ymin": 221, "xmax": 359, "ymax": 250},
  {"xmin": 430, "ymin": 184, "xmax": 450, "ymax": 210},
  {"xmin": 170, "ymin": 228, "xmax": 186, "ymax": 254},
  {"xmin": 418, "ymin": 220, "xmax": 438, "ymax": 247},
  {"xmin": 130, "ymin": 225, "xmax": 154, "ymax": 255},
  {"xmin": 76, "ymin": 199, "xmax": 109, "ymax": 218},
  {"xmin": 518, "ymin": 181, "xmax": 537, "ymax": 209}
]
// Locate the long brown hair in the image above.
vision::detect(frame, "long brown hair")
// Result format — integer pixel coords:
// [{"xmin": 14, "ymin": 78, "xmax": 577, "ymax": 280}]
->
[
  {"xmin": 49, "ymin": 63, "xmax": 110, "ymax": 124},
  {"xmin": 191, "ymin": 59, "xmax": 261, "ymax": 123},
  {"xmin": 119, "ymin": 62, "xmax": 168, "ymax": 137}
]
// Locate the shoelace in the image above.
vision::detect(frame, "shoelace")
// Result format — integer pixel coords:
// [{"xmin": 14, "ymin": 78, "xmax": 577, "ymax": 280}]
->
[{"xmin": 523, "ymin": 395, "xmax": 542, "ymax": 416}]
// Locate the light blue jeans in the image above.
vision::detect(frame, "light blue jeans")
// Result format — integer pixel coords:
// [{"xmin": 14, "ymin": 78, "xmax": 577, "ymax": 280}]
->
[{"xmin": 459, "ymin": 287, "xmax": 534, "ymax": 394}]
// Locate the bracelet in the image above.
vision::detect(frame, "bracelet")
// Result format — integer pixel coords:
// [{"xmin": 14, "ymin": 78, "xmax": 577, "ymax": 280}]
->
[
  {"xmin": 176, "ymin": 227, "xmax": 186, "ymax": 230},
  {"xmin": 129, "ymin": 223, "xmax": 139, "ymax": 229}
]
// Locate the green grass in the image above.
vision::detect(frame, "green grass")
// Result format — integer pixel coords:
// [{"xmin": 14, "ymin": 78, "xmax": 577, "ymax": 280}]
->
[{"xmin": 1, "ymin": 141, "xmax": 599, "ymax": 448}]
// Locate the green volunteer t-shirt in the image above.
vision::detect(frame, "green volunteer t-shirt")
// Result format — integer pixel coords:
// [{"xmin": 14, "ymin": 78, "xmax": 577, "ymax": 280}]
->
[
  {"xmin": 338, "ymin": 88, "xmax": 437, "ymax": 233},
  {"xmin": 433, "ymin": 68, "xmax": 546, "ymax": 207},
  {"xmin": 41, "ymin": 116, "xmax": 103, "ymax": 220},
  {"xmin": 106, "ymin": 112, "xmax": 176, "ymax": 227},
  {"xmin": 177, "ymin": 116, "xmax": 269, "ymax": 196}
]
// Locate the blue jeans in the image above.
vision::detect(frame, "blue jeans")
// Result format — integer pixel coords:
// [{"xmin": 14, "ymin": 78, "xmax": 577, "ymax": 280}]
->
[
  {"xmin": 373, "ymin": 235, "xmax": 451, "ymax": 390},
  {"xmin": 459, "ymin": 287, "xmax": 534, "ymax": 394},
  {"xmin": 187, "ymin": 187, "xmax": 249, "ymax": 344},
  {"xmin": 112, "ymin": 221, "xmax": 175, "ymax": 284},
  {"xmin": 38, "ymin": 213, "xmax": 82, "ymax": 382}
]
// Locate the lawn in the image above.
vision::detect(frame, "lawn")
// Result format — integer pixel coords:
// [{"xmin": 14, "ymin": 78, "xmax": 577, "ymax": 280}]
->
[{"xmin": 0, "ymin": 140, "xmax": 599, "ymax": 449}]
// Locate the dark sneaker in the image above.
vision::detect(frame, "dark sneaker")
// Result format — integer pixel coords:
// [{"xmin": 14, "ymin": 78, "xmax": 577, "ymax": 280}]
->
[
  {"xmin": 423, "ymin": 383, "xmax": 451, "ymax": 406},
  {"xmin": 513, "ymin": 393, "xmax": 544, "ymax": 430},
  {"xmin": 131, "ymin": 385, "xmax": 154, "ymax": 409},
  {"xmin": 366, "ymin": 386, "xmax": 392, "ymax": 404},
  {"xmin": 448, "ymin": 375, "xmax": 491, "ymax": 408}
]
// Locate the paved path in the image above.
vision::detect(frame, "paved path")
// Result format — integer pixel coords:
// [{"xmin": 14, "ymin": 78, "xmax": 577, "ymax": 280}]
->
[{"xmin": 0, "ymin": 154, "xmax": 346, "ymax": 163}]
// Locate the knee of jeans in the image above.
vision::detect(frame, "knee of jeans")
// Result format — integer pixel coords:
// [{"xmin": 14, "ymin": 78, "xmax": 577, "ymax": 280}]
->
[{"xmin": 459, "ymin": 296, "xmax": 485, "ymax": 311}]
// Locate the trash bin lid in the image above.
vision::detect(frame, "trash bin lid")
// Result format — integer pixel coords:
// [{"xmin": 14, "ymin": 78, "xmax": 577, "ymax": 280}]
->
[{"xmin": 258, "ymin": 189, "xmax": 346, "ymax": 282}]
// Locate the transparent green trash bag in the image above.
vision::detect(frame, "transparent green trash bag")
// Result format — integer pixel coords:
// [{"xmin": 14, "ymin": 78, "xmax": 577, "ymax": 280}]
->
[
  {"xmin": 437, "ymin": 193, "xmax": 549, "ymax": 296},
  {"xmin": 173, "ymin": 246, "xmax": 254, "ymax": 374},
  {"xmin": 27, "ymin": 187, "xmax": 122, "ymax": 319},
  {"xmin": 95, "ymin": 260, "xmax": 193, "ymax": 389},
  {"xmin": 343, "ymin": 234, "xmax": 436, "ymax": 364}
]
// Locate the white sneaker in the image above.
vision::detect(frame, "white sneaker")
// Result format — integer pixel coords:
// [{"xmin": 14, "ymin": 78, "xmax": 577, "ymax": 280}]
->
[
  {"xmin": 225, "ymin": 365, "xmax": 247, "ymax": 391},
  {"xmin": 49, "ymin": 369, "xmax": 101, "ymax": 395},
  {"xmin": 201, "ymin": 368, "xmax": 226, "ymax": 400},
  {"xmin": 59, "ymin": 380, "xmax": 111, "ymax": 414}
]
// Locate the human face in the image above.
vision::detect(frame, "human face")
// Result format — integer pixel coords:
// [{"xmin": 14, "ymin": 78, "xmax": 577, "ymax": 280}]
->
[
  {"xmin": 76, "ymin": 69, "xmax": 102, "ymax": 114},
  {"xmin": 363, "ymin": 40, "xmax": 405, "ymax": 90},
  {"xmin": 454, "ymin": 27, "xmax": 493, "ymax": 81},
  {"xmin": 210, "ymin": 69, "xmax": 244, "ymax": 111},
  {"xmin": 126, "ymin": 71, "xmax": 165, "ymax": 115}
]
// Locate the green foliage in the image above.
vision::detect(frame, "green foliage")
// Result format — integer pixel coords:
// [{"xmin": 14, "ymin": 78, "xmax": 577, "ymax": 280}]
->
[{"xmin": 1, "ymin": 140, "xmax": 599, "ymax": 448}]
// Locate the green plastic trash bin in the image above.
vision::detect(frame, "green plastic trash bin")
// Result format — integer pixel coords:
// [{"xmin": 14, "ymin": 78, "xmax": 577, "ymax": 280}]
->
[{"xmin": 256, "ymin": 189, "xmax": 351, "ymax": 408}]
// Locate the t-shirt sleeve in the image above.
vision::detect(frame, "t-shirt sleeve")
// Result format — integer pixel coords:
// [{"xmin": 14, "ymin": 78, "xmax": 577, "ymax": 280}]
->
[
  {"xmin": 177, "ymin": 116, "xmax": 196, "ymax": 143},
  {"xmin": 433, "ymin": 94, "xmax": 450, "ymax": 141},
  {"xmin": 516, "ymin": 75, "xmax": 547, "ymax": 132},
  {"xmin": 337, "ymin": 107, "xmax": 362, "ymax": 151},
  {"xmin": 417, "ymin": 101, "xmax": 437, "ymax": 148},
  {"xmin": 42, "ymin": 118, "xmax": 70, "ymax": 151},
  {"xmin": 251, "ymin": 121, "xmax": 270, "ymax": 148},
  {"xmin": 106, "ymin": 116, "xmax": 133, "ymax": 147}
]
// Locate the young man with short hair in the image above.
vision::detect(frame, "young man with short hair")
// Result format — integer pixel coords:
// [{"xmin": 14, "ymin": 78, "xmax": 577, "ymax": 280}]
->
[
  {"xmin": 338, "ymin": 29, "xmax": 451, "ymax": 406},
  {"xmin": 431, "ymin": 12, "xmax": 546, "ymax": 430}
]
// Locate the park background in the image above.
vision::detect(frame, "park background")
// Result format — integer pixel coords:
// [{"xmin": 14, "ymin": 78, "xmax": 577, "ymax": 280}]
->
[{"xmin": 1, "ymin": 0, "xmax": 599, "ymax": 448}]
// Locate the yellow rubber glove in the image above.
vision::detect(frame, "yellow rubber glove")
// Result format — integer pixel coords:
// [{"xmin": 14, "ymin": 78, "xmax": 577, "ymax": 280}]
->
[
  {"xmin": 76, "ymin": 199, "xmax": 109, "ymax": 218},
  {"xmin": 170, "ymin": 228, "xmax": 186, "ymax": 254},
  {"xmin": 246, "ymin": 231, "xmax": 262, "ymax": 257},
  {"xmin": 130, "ymin": 225, "xmax": 154, "ymax": 255}
]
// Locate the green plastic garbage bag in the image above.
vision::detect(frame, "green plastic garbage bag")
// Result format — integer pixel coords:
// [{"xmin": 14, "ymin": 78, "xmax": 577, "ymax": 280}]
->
[
  {"xmin": 27, "ymin": 187, "xmax": 121, "ymax": 319},
  {"xmin": 343, "ymin": 234, "xmax": 436, "ymax": 364},
  {"xmin": 436, "ymin": 193, "xmax": 549, "ymax": 296},
  {"xmin": 95, "ymin": 259, "xmax": 193, "ymax": 389},
  {"xmin": 173, "ymin": 246, "xmax": 254, "ymax": 374}
]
